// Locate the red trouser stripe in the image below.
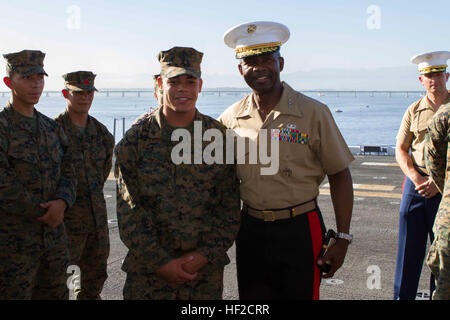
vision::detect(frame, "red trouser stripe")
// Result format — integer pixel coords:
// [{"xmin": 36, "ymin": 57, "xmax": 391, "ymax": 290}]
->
[{"xmin": 307, "ymin": 210, "xmax": 323, "ymax": 300}]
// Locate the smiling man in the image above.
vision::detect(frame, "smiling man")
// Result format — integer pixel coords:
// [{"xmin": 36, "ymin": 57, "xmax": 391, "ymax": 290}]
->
[
  {"xmin": 219, "ymin": 21, "xmax": 354, "ymax": 300},
  {"xmin": 0, "ymin": 50, "xmax": 76, "ymax": 299},
  {"xmin": 55, "ymin": 71, "xmax": 114, "ymax": 299},
  {"xmin": 115, "ymin": 47, "xmax": 240, "ymax": 299}
]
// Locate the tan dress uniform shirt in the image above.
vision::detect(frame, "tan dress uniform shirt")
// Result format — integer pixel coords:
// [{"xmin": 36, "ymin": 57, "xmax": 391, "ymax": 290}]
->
[
  {"xmin": 219, "ymin": 82, "xmax": 354, "ymax": 210},
  {"xmin": 397, "ymin": 93, "xmax": 450, "ymax": 175}
]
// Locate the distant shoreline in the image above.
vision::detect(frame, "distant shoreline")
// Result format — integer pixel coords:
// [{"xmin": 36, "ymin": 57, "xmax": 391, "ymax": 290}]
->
[{"xmin": 0, "ymin": 89, "xmax": 426, "ymax": 94}]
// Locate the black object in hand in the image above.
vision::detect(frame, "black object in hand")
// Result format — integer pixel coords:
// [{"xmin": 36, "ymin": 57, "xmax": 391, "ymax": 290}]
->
[{"xmin": 318, "ymin": 229, "xmax": 336, "ymax": 273}]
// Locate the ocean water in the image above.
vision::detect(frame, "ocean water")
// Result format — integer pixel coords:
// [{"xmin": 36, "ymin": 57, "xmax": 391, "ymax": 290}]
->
[{"xmin": 0, "ymin": 90, "xmax": 424, "ymax": 146}]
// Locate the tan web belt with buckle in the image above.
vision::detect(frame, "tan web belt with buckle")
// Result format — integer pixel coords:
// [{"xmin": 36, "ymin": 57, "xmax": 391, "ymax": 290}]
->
[{"xmin": 244, "ymin": 199, "xmax": 317, "ymax": 222}]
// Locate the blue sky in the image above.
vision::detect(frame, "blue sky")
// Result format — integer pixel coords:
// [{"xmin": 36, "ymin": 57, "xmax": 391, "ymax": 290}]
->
[{"xmin": 0, "ymin": 0, "xmax": 449, "ymax": 90}]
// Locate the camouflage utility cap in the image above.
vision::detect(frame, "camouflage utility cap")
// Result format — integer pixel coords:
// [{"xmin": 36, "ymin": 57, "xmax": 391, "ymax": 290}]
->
[
  {"xmin": 3, "ymin": 49, "xmax": 48, "ymax": 77},
  {"xmin": 158, "ymin": 47, "xmax": 203, "ymax": 79},
  {"xmin": 63, "ymin": 71, "xmax": 98, "ymax": 92}
]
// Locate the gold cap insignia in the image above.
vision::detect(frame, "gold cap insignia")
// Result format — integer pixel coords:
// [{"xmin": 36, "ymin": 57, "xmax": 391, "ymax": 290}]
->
[{"xmin": 247, "ymin": 24, "xmax": 257, "ymax": 34}]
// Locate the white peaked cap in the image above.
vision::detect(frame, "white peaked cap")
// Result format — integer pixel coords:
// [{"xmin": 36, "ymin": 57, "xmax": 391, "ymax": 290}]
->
[
  {"xmin": 223, "ymin": 21, "xmax": 290, "ymax": 59},
  {"xmin": 410, "ymin": 51, "xmax": 450, "ymax": 74}
]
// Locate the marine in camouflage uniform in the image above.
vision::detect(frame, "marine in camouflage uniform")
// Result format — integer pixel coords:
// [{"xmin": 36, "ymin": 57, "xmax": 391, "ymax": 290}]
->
[
  {"xmin": 55, "ymin": 71, "xmax": 115, "ymax": 299},
  {"xmin": 115, "ymin": 47, "xmax": 240, "ymax": 300},
  {"xmin": 0, "ymin": 50, "xmax": 76, "ymax": 299},
  {"xmin": 425, "ymin": 101, "xmax": 450, "ymax": 300}
]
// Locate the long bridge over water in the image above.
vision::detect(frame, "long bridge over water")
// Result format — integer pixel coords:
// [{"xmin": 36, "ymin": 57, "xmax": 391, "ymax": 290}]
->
[
  {"xmin": 0, "ymin": 90, "xmax": 426, "ymax": 98},
  {"xmin": 0, "ymin": 89, "xmax": 418, "ymax": 153}
]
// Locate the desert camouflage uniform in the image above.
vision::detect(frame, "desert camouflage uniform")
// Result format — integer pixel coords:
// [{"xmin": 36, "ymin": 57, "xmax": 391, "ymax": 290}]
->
[
  {"xmin": 425, "ymin": 103, "xmax": 450, "ymax": 300},
  {"xmin": 55, "ymin": 110, "xmax": 114, "ymax": 299},
  {"xmin": 115, "ymin": 107, "xmax": 240, "ymax": 299},
  {"xmin": 0, "ymin": 102, "xmax": 76, "ymax": 299}
]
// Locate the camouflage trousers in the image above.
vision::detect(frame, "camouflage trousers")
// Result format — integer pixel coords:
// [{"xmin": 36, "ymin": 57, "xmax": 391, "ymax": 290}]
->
[
  {"xmin": 66, "ymin": 228, "xmax": 109, "ymax": 300},
  {"xmin": 426, "ymin": 226, "xmax": 450, "ymax": 300},
  {"xmin": 123, "ymin": 263, "xmax": 224, "ymax": 300},
  {"xmin": 0, "ymin": 241, "xmax": 70, "ymax": 300}
]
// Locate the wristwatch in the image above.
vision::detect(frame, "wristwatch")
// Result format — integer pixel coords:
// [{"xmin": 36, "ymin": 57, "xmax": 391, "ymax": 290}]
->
[{"xmin": 336, "ymin": 232, "xmax": 353, "ymax": 244}]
